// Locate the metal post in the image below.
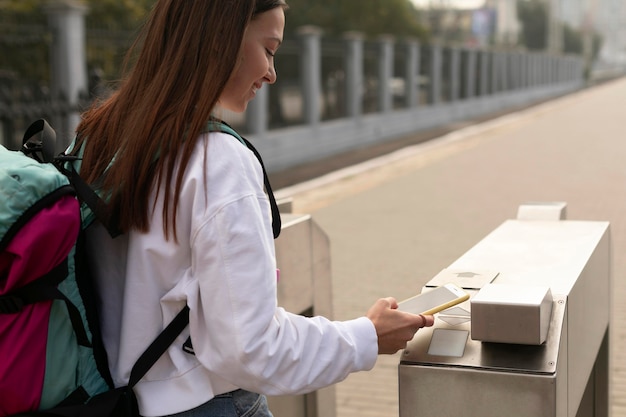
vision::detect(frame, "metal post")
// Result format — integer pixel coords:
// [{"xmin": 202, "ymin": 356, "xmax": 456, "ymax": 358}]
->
[
  {"xmin": 520, "ymin": 53, "xmax": 528, "ymax": 88},
  {"xmin": 246, "ymin": 85, "xmax": 269, "ymax": 136},
  {"xmin": 344, "ymin": 31, "xmax": 364, "ymax": 118},
  {"xmin": 465, "ymin": 48, "xmax": 477, "ymax": 99},
  {"xmin": 377, "ymin": 35, "xmax": 394, "ymax": 113},
  {"xmin": 449, "ymin": 47, "xmax": 460, "ymax": 102},
  {"xmin": 405, "ymin": 39, "xmax": 420, "ymax": 108},
  {"xmin": 501, "ymin": 51, "xmax": 509, "ymax": 91},
  {"xmin": 43, "ymin": 0, "xmax": 88, "ymax": 150},
  {"xmin": 297, "ymin": 26, "xmax": 322, "ymax": 126},
  {"xmin": 480, "ymin": 50, "xmax": 489, "ymax": 96},
  {"xmin": 491, "ymin": 50, "xmax": 499, "ymax": 94},
  {"xmin": 430, "ymin": 43, "xmax": 442, "ymax": 105}
]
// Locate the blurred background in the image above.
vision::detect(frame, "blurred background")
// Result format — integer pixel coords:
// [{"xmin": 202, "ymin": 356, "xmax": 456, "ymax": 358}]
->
[
  {"xmin": 1, "ymin": 3, "xmax": 625, "ymax": 417},
  {"xmin": 1, "ymin": 0, "xmax": 624, "ymax": 172}
]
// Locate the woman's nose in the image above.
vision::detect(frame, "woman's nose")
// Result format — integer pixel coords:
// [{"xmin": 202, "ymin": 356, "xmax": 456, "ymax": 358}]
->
[{"xmin": 266, "ymin": 65, "xmax": 277, "ymax": 84}]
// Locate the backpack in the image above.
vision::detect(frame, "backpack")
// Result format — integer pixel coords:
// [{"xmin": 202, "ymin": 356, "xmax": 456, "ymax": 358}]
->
[
  {"xmin": 0, "ymin": 120, "xmax": 188, "ymax": 417},
  {"xmin": 0, "ymin": 119, "xmax": 280, "ymax": 416}
]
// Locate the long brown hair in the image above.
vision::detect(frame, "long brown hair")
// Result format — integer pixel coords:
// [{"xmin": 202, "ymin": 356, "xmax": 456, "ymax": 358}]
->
[{"xmin": 75, "ymin": 0, "xmax": 287, "ymax": 240}]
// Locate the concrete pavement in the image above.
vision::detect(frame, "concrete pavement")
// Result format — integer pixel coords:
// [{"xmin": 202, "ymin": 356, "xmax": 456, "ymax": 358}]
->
[{"xmin": 276, "ymin": 77, "xmax": 626, "ymax": 417}]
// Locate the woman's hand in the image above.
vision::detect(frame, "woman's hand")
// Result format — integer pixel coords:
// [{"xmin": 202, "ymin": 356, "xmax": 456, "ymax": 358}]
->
[{"xmin": 366, "ymin": 297, "xmax": 435, "ymax": 354}]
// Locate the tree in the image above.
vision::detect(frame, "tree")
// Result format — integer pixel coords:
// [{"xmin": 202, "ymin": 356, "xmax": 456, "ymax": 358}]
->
[
  {"xmin": 83, "ymin": 0, "xmax": 156, "ymax": 85},
  {"xmin": 84, "ymin": 0, "xmax": 155, "ymax": 29},
  {"xmin": 516, "ymin": 0, "xmax": 603, "ymax": 73},
  {"xmin": 562, "ymin": 23, "xmax": 582, "ymax": 55},
  {"xmin": 0, "ymin": 0, "xmax": 41, "ymax": 12},
  {"xmin": 0, "ymin": 0, "xmax": 156, "ymax": 83},
  {"xmin": 516, "ymin": 0, "xmax": 548, "ymax": 50},
  {"xmin": 284, "ymin": 0, "xmax": 429, "ymax": 41},
  {"xmin": 0, "ymin": 1, "xmax": 48, "ymax": 82},
  {"xmin": 1, "ymin": 0, "xmax": 427, "ymax": 85}
]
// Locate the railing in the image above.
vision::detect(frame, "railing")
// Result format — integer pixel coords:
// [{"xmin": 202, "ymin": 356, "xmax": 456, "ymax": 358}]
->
[
  {"xmin": 0, "ymin": 2, "xmax": 603, "ymax": 174},
  {"xmin": 242, "ymin": 32, "xmax": 587, "ymax": 173}
]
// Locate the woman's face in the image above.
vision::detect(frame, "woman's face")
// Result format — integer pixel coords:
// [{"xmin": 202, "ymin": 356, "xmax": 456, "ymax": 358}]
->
[{"xmin": 219, "ymin": 7, "xmax": 285, "ymax": 113}]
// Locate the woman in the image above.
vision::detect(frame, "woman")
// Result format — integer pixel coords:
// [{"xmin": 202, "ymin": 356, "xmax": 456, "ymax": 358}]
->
[{"xmin": 73, "ymin": 1, "xmax": 433, "ymax": 416}]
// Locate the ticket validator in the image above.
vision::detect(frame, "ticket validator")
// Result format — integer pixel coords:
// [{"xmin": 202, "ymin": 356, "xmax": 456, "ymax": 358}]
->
[{"xmin": 399, "ymin": 203, "xmax": 610, "ymax": 417}]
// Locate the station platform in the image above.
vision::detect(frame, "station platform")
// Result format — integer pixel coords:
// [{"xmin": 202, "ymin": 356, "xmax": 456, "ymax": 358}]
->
[{"xmin": 275, "ymin": 77, "xmax": 626, "ymax": 417}]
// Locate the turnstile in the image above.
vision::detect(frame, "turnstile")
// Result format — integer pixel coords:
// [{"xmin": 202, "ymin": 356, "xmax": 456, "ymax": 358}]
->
[{"xmin": 399, "ymin": 203, "xmax": 610, "ymax": 417}]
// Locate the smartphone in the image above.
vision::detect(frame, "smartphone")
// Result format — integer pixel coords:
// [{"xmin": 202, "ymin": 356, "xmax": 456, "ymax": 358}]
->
[{"xmin": 398, "ymin": 283, "xmax": 470, "ymax": 315}]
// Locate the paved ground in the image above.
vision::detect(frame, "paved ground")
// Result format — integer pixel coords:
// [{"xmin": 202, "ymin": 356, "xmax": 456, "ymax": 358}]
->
[{"xmin": 275, "ymin": 77, "xmax": 626, "ymax": 417}]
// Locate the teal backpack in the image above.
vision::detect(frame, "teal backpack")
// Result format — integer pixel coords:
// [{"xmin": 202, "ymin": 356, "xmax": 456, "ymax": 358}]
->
[{"xmin": 0, "ymin": 119, "xmax": 280, "ymax": 416}]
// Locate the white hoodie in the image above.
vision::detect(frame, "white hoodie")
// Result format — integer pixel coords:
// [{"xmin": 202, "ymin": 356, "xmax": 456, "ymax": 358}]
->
[{"xmin": 87, "ymin": 131, "xmax": 378, "ymax": 417}]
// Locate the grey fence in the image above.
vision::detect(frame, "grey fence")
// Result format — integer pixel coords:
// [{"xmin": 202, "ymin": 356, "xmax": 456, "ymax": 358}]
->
[{"xmin": 1, "ymin": 3, "xmax": 589, "ymax": 173}]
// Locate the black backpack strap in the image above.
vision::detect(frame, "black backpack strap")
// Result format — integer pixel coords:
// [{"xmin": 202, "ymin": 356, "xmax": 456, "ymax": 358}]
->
[
  {"xmin": 55, "ymin": 161, "xmax": 122, "ymax": 239},
  {"xmin": 128, "ymin": 305, "xmax": 190, "ymax": 387},
  {"xmin": 21, "ymin": 119, "xmax": 57, "ymax": 163},
  {"xmin": 0, "ymin": 260, "xmax": 91, "ymax": 347},
  {"xmin": 209, "ymin": 121, "xmax": 281, "ymax": 239},
  {"xmin": 240, "ymin": 137, "xmax": 281, "ymax": 239}
]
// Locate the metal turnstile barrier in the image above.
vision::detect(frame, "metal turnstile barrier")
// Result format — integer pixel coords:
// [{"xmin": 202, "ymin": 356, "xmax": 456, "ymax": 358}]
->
[
  {"xmin": 399, "ymin": 203, "xmax": 610, "ymax": 417},
  {"xmin": 268, "ymin": 201, "xmax": 336, "ymax": 417}
]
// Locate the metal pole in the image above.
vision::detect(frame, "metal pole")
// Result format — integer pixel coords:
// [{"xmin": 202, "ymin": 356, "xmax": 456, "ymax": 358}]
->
[{"xmin": 44, "ymin": 0, "xmax": 88, "ymax": 150}]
